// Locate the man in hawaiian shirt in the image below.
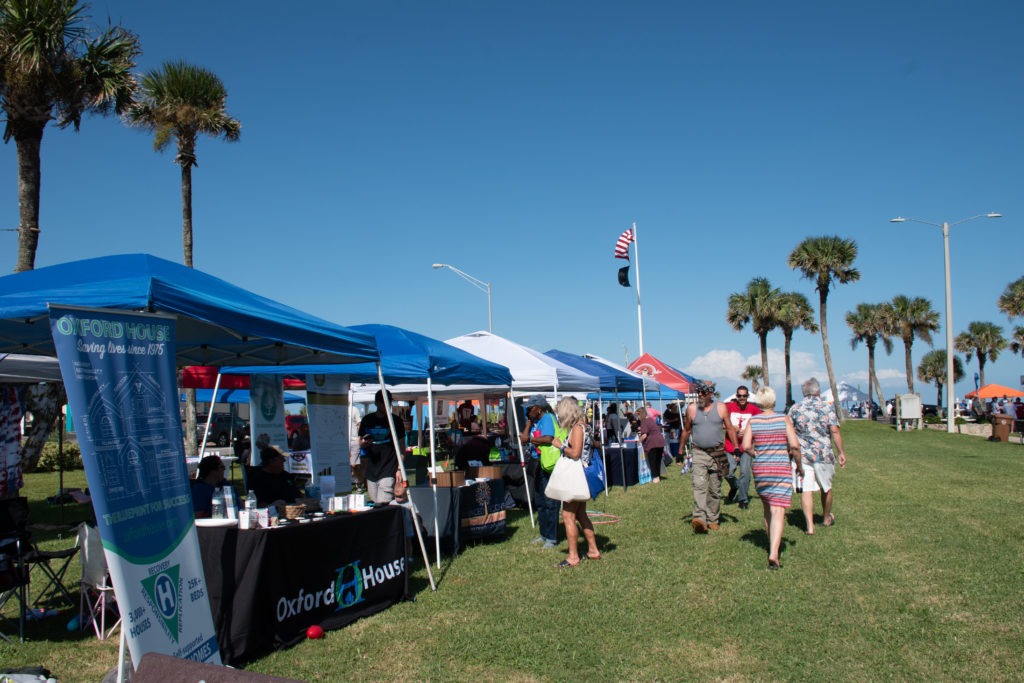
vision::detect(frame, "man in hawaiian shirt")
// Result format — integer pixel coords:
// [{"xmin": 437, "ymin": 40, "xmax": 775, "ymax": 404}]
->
[{"xmin": 788, "ymin": 377, "xmax": 847, "ymax": 535}]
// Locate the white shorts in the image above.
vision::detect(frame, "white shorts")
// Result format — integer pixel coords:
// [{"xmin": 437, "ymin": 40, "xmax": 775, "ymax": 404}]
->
[{"xmin": 792, "ymin": 459, "xmax": 834, "ymax": 493}]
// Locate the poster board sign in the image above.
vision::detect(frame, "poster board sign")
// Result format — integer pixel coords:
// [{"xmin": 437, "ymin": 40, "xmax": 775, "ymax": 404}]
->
[
  {"xmin": 306, "ymin": 374, "xmax": 351, "ymax": 490},
  {"xmin": 249, "ymin": 374, "xmax": 288, "ymax": 465},
  {"xmin": 49, "ymin": 306, "xmax": 220, "ymax": 666}
]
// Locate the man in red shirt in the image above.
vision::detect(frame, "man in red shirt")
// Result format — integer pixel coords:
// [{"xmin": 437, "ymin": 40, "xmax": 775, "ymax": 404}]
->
[{"xmin": 724, "ymin": 385, "xmax": 760, "ymax": 509}]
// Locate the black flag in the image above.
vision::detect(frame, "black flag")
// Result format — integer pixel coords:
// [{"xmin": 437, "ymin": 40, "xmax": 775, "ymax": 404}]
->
[{"xmin": 617, "ymin": 266, "xmax": 630, "ymax": 287}]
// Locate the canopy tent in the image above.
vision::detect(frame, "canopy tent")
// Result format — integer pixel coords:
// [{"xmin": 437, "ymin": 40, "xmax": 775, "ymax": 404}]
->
[
  {"xmin": 222, "ymin": 324, "xmax": 519, "ymax": 566},
  {"xmin": 627, "ymin": 353, "xmax": 699, "ymax": 394},
  {"xmin": 0, "ymin": 253, "xmax": 379, "ymax": 366},
  {"xmin": 581, "ymin": 353, "xmax": 681, "ymax": 399},
  {"xmin": 0, "ymin": 255, "xmax": 438, "ymax": 597},
  {"xmin": 822, "ymin": 381, "xmax": 870, "ymax": 404},
  {"xmin": 180, "ymin": 389, "xmax": 305, "ymax": 405},
  {"xmin": 965, "ymin": 384, "xmax": 1024, "ymax": 399},
  {"xmin": 544, "ymin": 349, "xmax": 655, "ymax": 394},
  {"xmin": 444, "ymin": 331, "xmax": 600, "ymax": 394},
  {"xmin": 0, "ymin": 353, "xmax": 63, "ymax": 383}
]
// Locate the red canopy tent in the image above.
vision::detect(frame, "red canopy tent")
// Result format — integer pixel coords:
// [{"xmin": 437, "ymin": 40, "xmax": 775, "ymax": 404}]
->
[
  {"xmin": 964, "ymin": 383, "xmax": 1024, "ymax": 399},
  {"xmin": 627, "ymin": 353, "xmax": 697, "ymax": 394},
  {"xmin": 181, "ymin": 365, "xmax": 304, "ymax": 389}
]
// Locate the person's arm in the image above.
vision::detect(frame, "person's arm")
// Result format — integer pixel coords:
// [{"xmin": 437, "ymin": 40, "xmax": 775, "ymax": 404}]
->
[
  {"xmin": 519, "ymin": 417, "xmax": 533, "ymax": 444},
  {"xmin": 563, "ymin": 424, "xmax": 584, "ymax": 460},
  {"xmin": 741, "ymin": 422, "xmax": 753, "ymax": 455},
  {"xmin": 720, "ymin": 403, "xmax": 739, "ymax": 450},
  {"xmin": 680, "ymin": 406, "xmax": 694, "ymax": 445},
  {"xmin": 830, "ymin": 424, "xmax": 847, "ymax": 468},
  {"xmin": 786, "ymin": 416, "xmax": 803, "ymax": 476}
]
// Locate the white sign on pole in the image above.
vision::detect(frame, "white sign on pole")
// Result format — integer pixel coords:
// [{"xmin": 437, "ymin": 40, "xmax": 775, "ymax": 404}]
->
[
  {"xmin": 307, "ymin": 373, "xmax": 351, "ymax": 491},
  {"xmin": 248, "ymin": 375, "xmax": 288, "ymax": 465}
]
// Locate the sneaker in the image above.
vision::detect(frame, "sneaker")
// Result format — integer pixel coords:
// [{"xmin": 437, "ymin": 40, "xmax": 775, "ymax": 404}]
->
[
  {"xmin": 725, "ymin": 487, "xmax": 737, "ymax": 504},
  {"xmin": 738, "ymin": 501, "xmax": 749, "ymax": 510},
  {"xmin": 530, "ymin": 536, "xmax": 546, "ymax": 545},
  {"xmin": 542, "ymin": 540, "xmax": 557, "ymax": 549},
  {"xmin": 692, "ymin": 518, "xmax": 707, "ymax": 534}
]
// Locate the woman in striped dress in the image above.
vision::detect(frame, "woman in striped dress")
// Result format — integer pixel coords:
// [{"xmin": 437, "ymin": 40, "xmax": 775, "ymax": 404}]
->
[{"xmin": 741, "ymin": 386, "xmax": 803, "ymax": 570}]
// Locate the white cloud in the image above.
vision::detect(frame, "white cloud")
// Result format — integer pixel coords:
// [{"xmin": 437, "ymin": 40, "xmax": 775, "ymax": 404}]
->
[
  {"xmin": 843, "ymin": 368, "xmax": 906, "ymax": 382},
  {"xmin": 686, "ymin": 348, "xmax": 823, "ymax": 385}
]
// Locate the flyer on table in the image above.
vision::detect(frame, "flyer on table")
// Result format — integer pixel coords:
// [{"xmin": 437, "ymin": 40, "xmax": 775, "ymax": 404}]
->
[{"xmin": 49, "ymin": 305, "xmax": 220, "ymax": 666}]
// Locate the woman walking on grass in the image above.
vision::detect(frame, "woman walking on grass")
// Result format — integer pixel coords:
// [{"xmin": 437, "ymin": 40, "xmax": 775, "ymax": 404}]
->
[
  {"xmin": 637, "ymin": 407, "xmax": 667, "ymax": 483},
  {"xmin": 552, "ymin": 397, "xmax": 601, "ymax": 567},
  {"xmin": 741, "ymin": 386, "xmax": 803, "ymax": 570}
]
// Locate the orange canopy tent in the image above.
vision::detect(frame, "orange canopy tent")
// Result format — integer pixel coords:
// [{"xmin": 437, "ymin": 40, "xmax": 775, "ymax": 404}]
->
[{"xmin": 964, "ymin": 383, "xmax": 1024, "ymax": 399}]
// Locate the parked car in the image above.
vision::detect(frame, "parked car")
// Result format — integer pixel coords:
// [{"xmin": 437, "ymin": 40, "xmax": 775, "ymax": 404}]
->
[
  {"xmin": 197, "ymin": 414, "xmax": 249, "ymax": 447},
  {"xmin": 922, "ymin": 404, "xmax": 939, "ymax": 417},
  {"xmin": 286, "ymin": 414, "xmax": 308, "ymax": 446}
]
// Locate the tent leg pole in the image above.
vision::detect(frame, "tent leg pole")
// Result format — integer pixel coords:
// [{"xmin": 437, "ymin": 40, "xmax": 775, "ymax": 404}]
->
[
  {"xmin": 509, "ymin": 390, "xmax": 534, "ymax": 527},
  {"xmin": 427, "ymin": 380, "xmax": 441, "ymax": 569},
  {"xmin": 377, "ymin": 364, "xmax": 435, "ymax": 591},
  {"xmin": 598, "ymin": 393, "xmax": 608, "ymax": 497}
]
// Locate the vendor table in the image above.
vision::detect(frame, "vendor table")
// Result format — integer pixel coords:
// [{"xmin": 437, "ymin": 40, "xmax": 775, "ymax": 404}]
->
[
  {"xmin": 197, "ymin": 506, "xmax": 408, "ymax": 665},
  {"xmin": 603, "ymin": 442, "xmax": 641, "ymax": 489},
  {"xmin": 408, "ymin": 478, "xmax": 506, "ymax": 554}
]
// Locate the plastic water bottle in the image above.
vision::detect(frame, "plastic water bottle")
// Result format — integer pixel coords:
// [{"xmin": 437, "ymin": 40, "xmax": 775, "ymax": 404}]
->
[
  {"xmin": 211, "ymin": 488, "xmax": 225, "ymax": 519},
  {"xmin": 246, "ymin": 490, "xmax": 257, "ymax": 512}
]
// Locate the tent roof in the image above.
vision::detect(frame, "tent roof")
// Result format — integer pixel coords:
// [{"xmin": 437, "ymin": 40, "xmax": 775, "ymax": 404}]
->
[
  {"xmin": 627, "ymin": 353, "xmax": 698, "ymax": 393},
  {"xmin": 444, "ymin": 331, "xmax": 600, "ymax": 392},
  {"xmin": 822, "ymin": 380, "xmax": 870, "ymax": 404},
  {"xmin": 0, "ymin": 254, "xmax": 379, "ymax": 366},
  {"xmin": 219, "ymin": 324, "xmax": 513, "ymax": 386},
  {"xmin": 965, "ymin": 383, "xmax": 1024, "ymax": 399},
  {"xmin": 0, "ymin": 353, "xmax": 62, "ymax": 383}
]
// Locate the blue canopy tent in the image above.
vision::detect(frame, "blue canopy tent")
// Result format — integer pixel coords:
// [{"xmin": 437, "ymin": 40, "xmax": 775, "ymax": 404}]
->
[
  {"xmin": 180, "ymin": 389, "xmax": 305, "ymax": 405},
  {"xmin": 222, "ymin": 323, "xmax": 517, "ymax": 567},
  {"xmin": 0, "ymin": 255, "xmax": 442, "ymax": 593}
]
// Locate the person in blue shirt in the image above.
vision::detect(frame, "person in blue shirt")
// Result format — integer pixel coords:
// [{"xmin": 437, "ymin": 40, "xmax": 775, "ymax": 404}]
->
[
  {"xmin": 519, "ymin": 394, "xmax": 560, "ymax": 548},
  {"xmin": 191, "ymin": 455, "xmax": 231, "ymax": 518}
]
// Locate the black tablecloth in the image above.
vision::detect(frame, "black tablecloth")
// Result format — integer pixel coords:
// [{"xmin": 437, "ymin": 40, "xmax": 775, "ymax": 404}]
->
[
  {"xmin": 602, "ymin": 443, "xmax": 640, "ymax": 488},
  {"xmin": 408, "ymin": 479, "xmax": 506, "ymax": 554},
  {"xmin": 198, "ymin": 507, "xmax": 409, "ymax": 665}
]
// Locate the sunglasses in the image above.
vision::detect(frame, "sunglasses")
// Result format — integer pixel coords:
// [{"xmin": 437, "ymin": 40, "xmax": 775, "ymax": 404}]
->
[{"xmin": 736, "ymin": 394, "xmax": 749, "ymax": 399}]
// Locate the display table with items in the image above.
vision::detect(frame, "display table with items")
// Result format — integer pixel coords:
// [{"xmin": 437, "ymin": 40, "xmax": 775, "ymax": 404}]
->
[
  {"xmin": 408, "ymin": 477, "xmax": 506, "ymax": 554},
  {"xmin": 196, "ymin": 506, "xmax": 409, "ymax": 665}
]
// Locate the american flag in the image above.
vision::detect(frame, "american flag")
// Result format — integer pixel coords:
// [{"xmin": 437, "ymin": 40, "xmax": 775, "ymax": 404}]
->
[{"xmin": 614, "ymin": 227, "xmax": 634, "ymax": 260}]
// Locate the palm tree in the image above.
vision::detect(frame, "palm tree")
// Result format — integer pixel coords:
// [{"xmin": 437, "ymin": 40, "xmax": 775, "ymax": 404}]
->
[
  {"xmin": 727, "ymin": 277, "xmax": 781, "ymax": 387},
  {"xmin": 917, "ymin": 349, "xmax": 964, "ymax": 415},
  {"xmin": 788, "ymin": 236, "xmax": 860, "ymax": 422},
  {"xmin": 0, "ymin": 0, "xmax": 139, "ymax": 272},
  {"xmin": 128, "ymin": 60, "xmax": 240, "ymax": 268},
  {"xmin": 997, "ymin": 276, "xmax": 1024, "ymax": 318},
  {"xmin": 954, "ymin": 321, "xmax": 1007, "ymax": 389},
  {"xmin": 776, "ymin": 291, "xmax": 818, "ymax": 409},
  {"xmin": 741, "ymin": 365, "xmax": 763, "ymax": 393},
  {"xmin": 846, "ymin": 302, "xmax": 893, "ymax": 415},
  {"xmin": 1010, "ymin": 327, "xmax": 1024, "ymax": 356},
  {"xmin": 890, "ymin": 295, "xmax": 939, "ymax": 393}
]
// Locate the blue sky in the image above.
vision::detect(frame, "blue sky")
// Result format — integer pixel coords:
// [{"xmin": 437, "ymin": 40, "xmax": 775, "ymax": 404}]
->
[{"xmin": 2, "ymin": 1, "xmax": 1022, "ymax": 402}]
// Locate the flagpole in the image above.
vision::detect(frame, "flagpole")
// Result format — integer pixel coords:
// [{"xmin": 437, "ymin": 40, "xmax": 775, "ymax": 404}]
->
[{"xmin": 632, "ymin": 221, "xmax": 644, "ymax": 356}]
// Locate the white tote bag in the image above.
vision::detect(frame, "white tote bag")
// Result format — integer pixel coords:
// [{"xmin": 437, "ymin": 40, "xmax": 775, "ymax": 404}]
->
[{"xmin": 545, "ymin": 455, "xmax": 590, "ymax": 502}]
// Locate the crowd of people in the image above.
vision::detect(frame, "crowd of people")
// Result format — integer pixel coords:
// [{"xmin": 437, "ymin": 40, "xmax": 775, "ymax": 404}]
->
[{"xmin": 190, "ymin": 378, "xmax": 847, "ymax": 571}]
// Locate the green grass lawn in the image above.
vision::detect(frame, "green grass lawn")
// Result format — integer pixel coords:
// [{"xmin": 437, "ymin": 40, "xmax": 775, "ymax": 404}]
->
[{"xmin": 3, "ymin": 421, "xmax": 1023, "ymax": 681}]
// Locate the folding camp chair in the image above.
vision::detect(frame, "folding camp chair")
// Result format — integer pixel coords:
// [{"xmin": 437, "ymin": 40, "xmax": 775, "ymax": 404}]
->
[
  {"xmin": 0, "ymin": 498, "xmax": 31, "ymax": 643},
  {"xmin": 78, "ymin": 522, "xmax": 120, "ymax": 641},
  {"xmin": 0, "ymin": 496, "xmax": 79, "ymax": 611}
]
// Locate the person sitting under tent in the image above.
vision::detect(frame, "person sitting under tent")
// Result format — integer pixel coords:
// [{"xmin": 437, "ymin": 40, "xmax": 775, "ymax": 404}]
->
[
  {"xmin": 191, "ymin": 455, "xmax": 236, "ymax": 518},
  {"xmin": 248, "ymin": 446, "xmax": 301, "ymax": 508}
]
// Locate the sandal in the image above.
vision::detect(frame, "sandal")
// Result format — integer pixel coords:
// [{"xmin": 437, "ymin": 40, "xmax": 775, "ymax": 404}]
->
[
  {"xmin": 767, "ymin": 559, "xmax": 782, "ymax": 570},
  {"xmin": 555, "ymin": 558, "xmax": 580, "ymax": 569},
  {"xmin": 823, "ymin": 513, "xmax": 836, "ymax": 527}
]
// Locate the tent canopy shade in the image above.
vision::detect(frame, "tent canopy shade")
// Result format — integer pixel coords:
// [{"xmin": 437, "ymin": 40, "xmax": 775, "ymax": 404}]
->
[
  {"xmin": 180, "ymin": 389, "xmax": 305, "ymax": 405},
  {"xmin": 580, "ymin": 352, "xmax": 673, "ymax": 396},
  {"xmin": 965, "ymin": 384, "xmax": 1024, "ymax": 399},
  {"xmin": 0, "ymin": 254, "xmax": 379, "ymax": 367},
  {"xmin": 444, "ymin": 331, "xmax": 599, "ymax": 393},
  {"xmin": 0, "ymin": 353, "xmax": 63, "ymax": 383}
]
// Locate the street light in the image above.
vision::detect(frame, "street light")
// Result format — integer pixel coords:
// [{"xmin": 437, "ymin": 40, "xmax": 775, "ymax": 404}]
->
[
  {"xmin": 432, "ymin": 263, "xmax": 492, "ymax": 333},
  {"xmin": 890, "ymin": 212, "xmax": 1002, "ymax": 433}
]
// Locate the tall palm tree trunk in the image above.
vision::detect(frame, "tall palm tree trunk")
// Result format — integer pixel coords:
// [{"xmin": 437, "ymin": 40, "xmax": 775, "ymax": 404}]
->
[
  {"xmin": 871, "ymin": 369, "xmax": 884, "ymax": 409},
  {"xmin": 866, "ymin": 339, "xmax": 876, "ymax": 414},
  {"xmin": 818, "ymin": 290, "xmax": 841, "ymax": 423},
  {"xmin": 180, "ymin": 162, "xmax": 194, "ymax": 268},
  {"xmin": 14, "ymin": 128, "xmax": 44, "ymax": 273},
  {"xmin": 903, "ymin": 341, "xmax": 915, "ymax": 393},
  {"xmin": 978, "ymin": 355, "xmax": 987, "ymax": 388},
  {"xmin": 936, "ymin": 381, "xmax": 943, "ymax": 412},
  {"xmin": 759, "ymin": 333, "xmax": 770, "ymax": 388},
  {"xmin": 784, "ymin": 331, "xmax": 793, "ymax": 408}
]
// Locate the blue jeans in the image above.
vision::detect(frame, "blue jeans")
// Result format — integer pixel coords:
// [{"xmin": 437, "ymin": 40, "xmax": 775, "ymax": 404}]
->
[
  {"xmin": 531, "ymin": 461, "xmax": 560, "ymax": 542},
  {"xmin": 725, "ymin": 451, "xmax": 752, "ymax": 502}
]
